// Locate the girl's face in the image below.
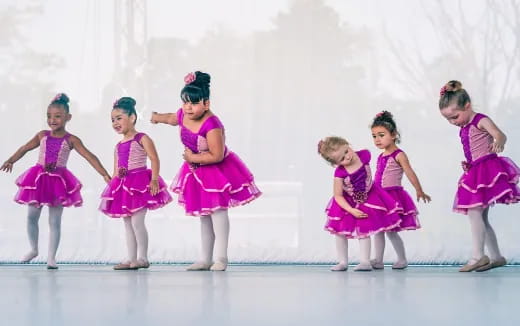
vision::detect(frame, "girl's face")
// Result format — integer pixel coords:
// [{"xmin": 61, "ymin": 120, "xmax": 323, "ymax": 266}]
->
[
  {"xmin": 47, "ymin": 105, "xmax": 70, "ymax": 132},
  {"xmin": 440, "ymin": 102, "xmax": 473, "ymax": 127},
  {"xmin": 111, "ymin": 109, "xmax": 135, "ymax": 134},
  {"xmin": 183, "ymin": 99, "xmax": 209, "ymax": 120},
  {"xmin": 329, "ymin": 144, "xmax": 356, "ymax": 167},
  {"xmin": 371, "ymin": 126, "xmax": 396, "ymax": 150}
]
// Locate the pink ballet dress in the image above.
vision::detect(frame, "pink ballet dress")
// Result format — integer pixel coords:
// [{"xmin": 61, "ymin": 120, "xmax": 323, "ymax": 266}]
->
[
  {"xmin": 100, "ymin": 132, "xmax": 172, "ymax": 217},
  {"xmin": 453, "ymin": 113, "xmax": 520, "ymax": 214},
  {"xmin": 325, "ymin": 150, "xmax": 402, "ymax": 239},
  {"xmin": 14, "ymin": 131, "xmax": 82, "ymax": 207},
  {"xmin": 374, "ymin": 149, "xmax": 420, "ymax": 231},
  {"xmin": 171, "ymin": 109, "xmax": 261, "ymax": 216}
]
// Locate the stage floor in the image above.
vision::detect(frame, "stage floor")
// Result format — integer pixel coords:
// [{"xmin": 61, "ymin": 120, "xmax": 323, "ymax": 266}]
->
[{"xmin": 0, "ymin": 264, "xmax": 518, "ymax": 326}]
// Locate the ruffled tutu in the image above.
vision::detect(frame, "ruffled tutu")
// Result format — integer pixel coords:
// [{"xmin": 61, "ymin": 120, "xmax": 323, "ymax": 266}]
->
[
  {"xmin": 385, "ymin": 187, "xmax": 420, "ymax": 231},
  {"xmin": 325, "ymin": 185, "xmax": 402, "ymax": 239},
  {"xmin": 171, "ymin": 152, "xmax": 262, "ymax": 216},
  {"xmin": 14, "ymin": 164, "xmax": 82, "ymax": 207},
  {"xmin": 454, "ymin": 154, "xmax": 520, "ymax": 214},
  {"xmin": 100, "ymin": 168, "xmax": 172, "ymax": 218}
]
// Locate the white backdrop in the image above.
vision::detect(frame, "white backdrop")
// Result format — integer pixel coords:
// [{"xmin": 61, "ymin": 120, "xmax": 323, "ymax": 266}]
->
[{"xmin": 1, "ymin": 0, "xmax": 519, "ymax": 264}]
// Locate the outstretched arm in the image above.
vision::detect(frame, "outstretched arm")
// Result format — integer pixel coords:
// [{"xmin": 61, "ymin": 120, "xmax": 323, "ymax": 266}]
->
[
  {"xmin": 396, "ymin": 152, "xmax": 431, "ymax": 203},
  {"xmin": 70, "ymin": 135, "xmax": 111, "ymax": 183},
  {"xmin": 478, "ymin": 117, "xmax": 507, "ymax": 153},
  {"xmin": 183, "ymin": 128, "xmax": 225, "ymax": 165},
  {"xmin": 1, "ymin": 131, "xmax": 43, "ymax": 173},
  {"xmin": 151, "ymin": 112, "xmax": 178, "ymax": 126},
  {"xmin": 140, "ymin": 134, "xmax": 160, "ymax": 196}
]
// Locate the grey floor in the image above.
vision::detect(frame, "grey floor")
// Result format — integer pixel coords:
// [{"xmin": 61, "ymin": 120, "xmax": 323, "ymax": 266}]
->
[{"xmin": 0, "ymin": 264, "xmax": 518, "ymax": 326}]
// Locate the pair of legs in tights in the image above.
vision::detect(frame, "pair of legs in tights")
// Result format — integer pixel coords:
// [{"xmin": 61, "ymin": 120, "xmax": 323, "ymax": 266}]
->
[
  {"xmin": 187, "ymin": 210, "xmax": 230, "ymax": 271},
  {"xmin": 22, "ymin": 205, "xmax": 63, "ymax": 269},
  {"xmin": 372, "ymin": 231, "xmax": 408, "ymax": 269},
  {"xmin": 120, "ymin": 209, "xmax": 149, "ymax": 268},
  {"xmin": 331, "ymin": 235, "xmax": 372, "ymax": 271},
  {"xmin": 465, "ymin": 207, "xmax": 504, "ymax": 266}
]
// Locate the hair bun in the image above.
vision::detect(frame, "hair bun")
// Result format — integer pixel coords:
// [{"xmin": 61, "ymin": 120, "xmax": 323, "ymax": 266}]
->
[
  {"xmin": 114, "ymin": 97, "xmax": 136, "ymax": 109},
  {"xmin": 192, "ymin": 71, "xmax": 211, "ymax": 88},
  {"xmin": 51, "ymin": 93, "xmax": 69, "ymax": 105},
  {"xmin": 445, "ymin": 80, "xmax": 462, "ymax": 92}
]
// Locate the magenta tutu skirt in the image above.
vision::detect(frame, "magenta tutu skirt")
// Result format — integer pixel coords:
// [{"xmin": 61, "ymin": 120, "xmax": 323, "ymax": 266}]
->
[
  {"xmin": 454, "ymin": 154, "xmax": 520, "ymax": 214},
  {"xmin": 100, "ymin": 168, "xmax": 172, "ymax": 218},
  {"xmin": 171, "ymin": 152, "xmax": 262, "ymax": 216},
  {"xmin": 14, "ymin": 164, "xmax": 82, "ymax": 207},
  {"xmin": 385, "ymin": 187, "xmax": 420, "ymax": 231},
  {"xmin": 325, "ymin": 185, "xmax": 402, "ymax": 239}
]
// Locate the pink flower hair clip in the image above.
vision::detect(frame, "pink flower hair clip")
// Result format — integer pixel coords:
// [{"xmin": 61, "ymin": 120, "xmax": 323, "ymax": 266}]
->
[
  {"xmin": 113, "ymin": 99, "xmax": 119, "ymax": 108},
  {"xmin": 375, "ymin": 111, "xmax": 384, "ymax": 118},
  {"xmin": 317, "ymin": 140, "xmax": 324, "ymax": 154},
  {"xmin": 184, "ymin": 72, "xmax": 196, "ymax": 85},
  {"xmin": 53, "ymin": 93, "xmax": 62, "ymax": 102},
  {"xmin": 439, "ymin": 85, "xmax": 448, "ymax": 96}
]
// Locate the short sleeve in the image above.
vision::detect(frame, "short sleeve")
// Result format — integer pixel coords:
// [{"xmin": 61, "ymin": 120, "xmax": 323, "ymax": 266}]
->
[
  {"xmin": 199, "ymin": 115, "xmax": 224, "ymax": 137},
  {"xmin": 176, "ymin": 108, "xmax": 184, "ymax": 126},
  {"xmin": 334, "ymin": 166, "xmax": 347, "ymax": 178},
  {"xmin": 357, "ymin": 149, "xmax": 371, "ymax": 164}
]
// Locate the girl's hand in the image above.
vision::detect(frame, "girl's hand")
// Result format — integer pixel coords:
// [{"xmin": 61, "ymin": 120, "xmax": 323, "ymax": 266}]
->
[
  {"xmin": 183, "ymin": 148, "xmax": 195, "ymax": 163},
  {"xmin": 150, "ymin": 112, "xmax": 159, "ymax": 124},
  {"xmin": 348, "ymin": 208, "xmax": 368, "ymax": 219},
  {"xmin": 103, "ymin": 175, "xmax": 111, "ymax": 184},
  {"xmin": 416, "ymin": 191, "xmax": 431, "ymax": 203},
  {"xmin": 149, "ymin": 179, "xmax": 159, "ymax": 196},
  {"xmin": 1, "ymin": 161, "xmax": 13, "ymax": 173},
  {"xmin": 490, "ymin": 140, "xmax": 505, "ymax": 153}
]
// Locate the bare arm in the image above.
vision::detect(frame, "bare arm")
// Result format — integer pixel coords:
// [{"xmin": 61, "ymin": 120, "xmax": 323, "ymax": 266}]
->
[
  {"xmin": 333, "ymin": 177, "xmax": 367, "ymax": 218},
  {"xmin": 183, "ymin": 128, "xmax": 225, "ymax": 165},
  {"xmin": 1, "ymin": 131, "xmax": 43, "ymax": 173},
  {"xmin": 70, "ymin": 135, "xmax": 111, "ymax": 183},
  {"xmin": 151, "ymin": 112, "xmax": 178, "ymax": 126},
  {"xmin": 396, "ymin": 152, "xmax": 431, "ymax": 203},
  {"xmin": 478, "ymin": 117, "xmax": 507, "ymax": 153},
  {"xmin": 140, "ymin": 134, "xmax": 160, "ymax": 195}
]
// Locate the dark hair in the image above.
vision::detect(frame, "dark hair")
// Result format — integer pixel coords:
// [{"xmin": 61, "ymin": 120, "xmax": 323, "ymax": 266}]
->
[
  {"xmin": 181, "ymin": 71, "xmax": 211, "ymax": 103},
  {"xmin": 371, "ymin": 110, "xmax": 400, "ymax": 143},
  {"xmin": 113, "ymin": 97, "xmax": 137, "ymax": 124},
  {"xmin": 49, "ymin": 93, "xmax": 70, "ymax": 113},
  {"xmin": 438, "ymin": 80, "xmax": 471, "ymax": 110}
]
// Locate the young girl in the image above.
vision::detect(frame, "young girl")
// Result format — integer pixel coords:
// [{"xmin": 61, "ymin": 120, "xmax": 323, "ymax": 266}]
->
[
  {"xmin": 1, "ymin": 93, "xmax": 111, "ymax": 269},
  {"xmin": 370, "ymin": 111, "xmax": 431, "ymax": 269},
  {"xmin": 151, "ymin": 71, "xmax": 261, "ymax": 271},
  {"xmin": 318, "ymin": 136, "xmax": 402, "ymax": 271},
  {"xmin": 100, "ymin": 97, "xmax": 172, "ymax": 270},
  {"xmin": 439, "ymin": 80, "xmax": 520, "ymax": 272}
]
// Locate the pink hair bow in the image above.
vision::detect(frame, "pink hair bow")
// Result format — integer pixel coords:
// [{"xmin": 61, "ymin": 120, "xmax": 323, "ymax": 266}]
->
[
  {"xmin": 53, "ymin": 93, "xmax": 62, "ymax": 102},
  {"xmin": 439, "ymin": 85, "xmax": 448, "ymax": 96},
  {"xmin": 184, "ymin": 72, "xmax": 196, "ymax": 85}
]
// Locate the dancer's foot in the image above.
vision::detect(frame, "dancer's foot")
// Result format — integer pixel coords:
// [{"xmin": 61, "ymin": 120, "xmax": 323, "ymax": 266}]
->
[
  {"xmin": 113, "ymin": 261, "xmax": 137, "ymax": 270},
  {"xmin": 459, "ymin": 256, "xmax": 489, "ymax": 272},
  {"xmin": 186, "ymin": 261, "xmax": 212, "ymax": 271},
  {"xmin": 392, "ymin": 260, "xmax": 408, "ymax": 270},
  {"xmin": 475, "ymin": 256, "xmax": 506, "ymax": 272},
  {"xmin": 330, "ymin": 263, "xmax": 348, "ymax": 271},
  {"xmin": 130, "ymin": 259, "xmax": 150, "ymax": 269},
  {"xmin": 21, "ymin": 251, "xmax": 38, "ymax": 263},
  {"xmin": 210, "ymin": 259, "xmax": 228, "ymax": 272},
  {"xmin": 353, "ymin": 262, "xmax": 373, "ymax": 272},
  {"xmin": 370, "ymin": 259, "xmax": 384, "ymax": 270}
]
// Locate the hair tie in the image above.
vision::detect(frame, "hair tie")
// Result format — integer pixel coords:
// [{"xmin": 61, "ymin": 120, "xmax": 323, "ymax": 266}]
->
[{"xmin": 184, "ymin": 72, "xmax": 196, "ymax": 85}]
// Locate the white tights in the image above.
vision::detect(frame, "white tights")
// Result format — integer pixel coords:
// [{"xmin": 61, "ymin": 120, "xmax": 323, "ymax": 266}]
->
[
  {"xmin": 334, "ymin": 235, "xmax": 371, "ymax": 265},
  {"xmin": 199, "ymin": 210, "xmax": 230, "ymax": 264},
  {"xmin": 468, "ymin": 207, "xmax": 502, "ymax": 261},
  {"xmin": 24, "ymin": 205, "xmax": 63, "ymax": 266},
  {"xmin": 373, "ymin": 232, "xmax": 407, "ymax": 263},
  {"xmin": 123, "ymin": 209, "xmax": 149, "ymax": 263}
]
